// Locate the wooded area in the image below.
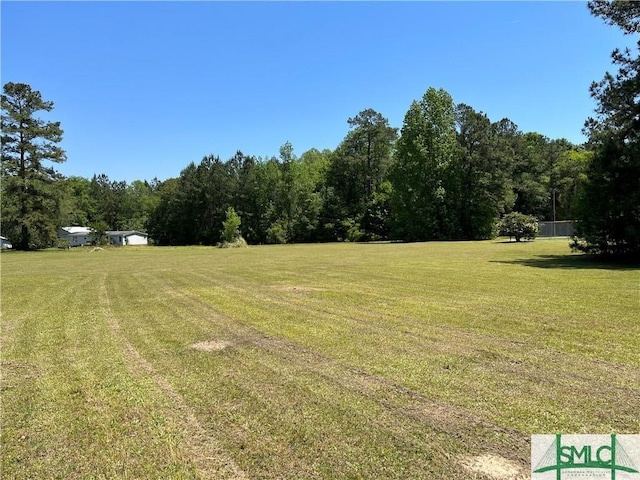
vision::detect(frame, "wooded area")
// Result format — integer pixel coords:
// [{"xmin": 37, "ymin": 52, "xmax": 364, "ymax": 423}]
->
[
  {"xmin": 0, "ymin": 88, "xmax": 591, "ymax": 248},
  {"xmin": 1, "ymin": 1, "xmax": 638, "ymax": 256}
]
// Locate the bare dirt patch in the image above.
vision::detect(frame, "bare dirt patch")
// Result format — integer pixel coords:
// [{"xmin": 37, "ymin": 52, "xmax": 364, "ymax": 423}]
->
[
  {"xmin": 461, "ymin": 454, "xmax": 528, "ymax": 480},
  {"xmin": 190, "ymin": 339, "xmax": 233, "ymax": 352},
  {"xmin": 273, "ymin": 285, "xmax": 324, "ymax": 293},
  {"xmin": 0, "ymin": 361, "xmax": 43, "ymax": 389}
]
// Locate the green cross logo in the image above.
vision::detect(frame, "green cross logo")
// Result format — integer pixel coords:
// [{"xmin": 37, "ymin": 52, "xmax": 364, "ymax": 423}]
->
[{"xmin": 533, "ymin": 434, "xmax": 639, "ymax": 480}]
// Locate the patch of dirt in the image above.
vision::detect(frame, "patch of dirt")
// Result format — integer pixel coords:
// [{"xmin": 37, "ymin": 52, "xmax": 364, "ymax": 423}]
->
[
  {"xmin": 99, "ymin": 278, "xmax": 247, "ymax": 479},
  {"xmin": 190, "ymin": 340, "xmax": 233, "ymax": 352},
  {"xmin": 273, "ymin": 285, "xmax": 323, "ymax": 293},
  {"xmin": 0, "ymin": 361, "xmax": 43, "ymax": 388},
  {"xmin": 461, "ymin": 454, "xmax": 528, "ymax": 480}
]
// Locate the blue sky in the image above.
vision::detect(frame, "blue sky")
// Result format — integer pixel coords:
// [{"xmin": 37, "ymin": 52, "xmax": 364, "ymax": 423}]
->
[{"xmin": 1, "ymin": 1, "xmax": 634, "ymax": 183}]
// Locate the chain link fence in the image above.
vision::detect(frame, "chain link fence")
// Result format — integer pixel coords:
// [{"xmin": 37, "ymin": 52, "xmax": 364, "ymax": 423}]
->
[{"xmin": 538, "ymin": 221, "xmax": 574, "ymax": 237}]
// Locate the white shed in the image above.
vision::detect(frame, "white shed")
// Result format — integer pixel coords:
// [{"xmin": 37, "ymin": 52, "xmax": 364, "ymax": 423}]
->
[{"xmin": 105, "ymin": 231, "xmax": 148, "ymax": 246}]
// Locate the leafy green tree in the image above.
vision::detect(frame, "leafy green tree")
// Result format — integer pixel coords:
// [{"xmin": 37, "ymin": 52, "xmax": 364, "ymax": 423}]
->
[
  {"xmin": 453, "ymin": 104, "xmax": 515, "ymax": 239},
  {"xmin": 390, "ymin": 87, "xmax": 457, "ymax": 241},
  {"xmin": 123, "ymin": 179, "xmax": 159, "ymax": 232},
  {"xmin": 57, "ymin": 176, "xmax": 96, "ymax": 227},
  {"xmin": 263, "ymin": 143, "xmax": 325, "ymax": 244},
  {"xmin": 1, "ymin": 82, "xmax": 66, "ymax": 249},
  {"xmin": 511, "ymin": 132, "xmax": 552, "ymax": 218},
  {"xmin": 89, "ymin": 174, "xmax": 158, "ymax": 232},
  {"xmin": 241, "ymin": 143, "xmax": 326, "ymax": 244},
  {"xmin": 573, "ymin": 0, "xmax": 640, "ymax": 257},
  {"xmin": 149, "ymin": 155, "xmax": 235, "ymax": 246},
  {"xmin": 293, "ymin": 148, "xmax": 329, "ymax": 241},
  {"xmin": 254, "ymin": 156, "xmax": 284, "ymax": 244},
  {"xmin": 363, "ymin": 180, "xmax": 393, "ymax": 240},
  {"xmin": 90, "ymin": 220, "xmax": 109, "ymax": 246},
  {"xmin": 550, "ymin": 147, "xmax": 591, "ymax": 221},
  {"xmin": 197, "ymin": 155, "xmax": 234, "ymax": 244},
  {"xmin": 147, "ymin": 177, "xmax": 180, "ymax": 245},
  {"xmin": 277, "ymin": 141, "xmax": 299, "ymax": 242},
  {"xmin": 221, "ymin": 206, "xmax": 242, "ymax": 243},
  {"xmin": 326, "ymin": 109, "xmax": 397, "ymax": 240},
  {"xmin": 228, "ymin": 151, "xmax": 261, "ymax": 243},
  {"xmin": 500, "ymin": 212, "xmax": 538, "ymax": 242}
]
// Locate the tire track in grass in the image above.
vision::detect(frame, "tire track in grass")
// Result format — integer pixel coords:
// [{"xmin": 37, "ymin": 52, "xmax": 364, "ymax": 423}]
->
[
  {"xmin": 1, "ymin": 276, "xmax": 93, "ymax": 356},
  {"xmin": 181, "ymin": 269, "xmax": 639, "ymax": 432},
  {"xmin": 98, "ymin": 275, "xmax": 247, "ymax": 480},
  {"xmin": 148, "ymin": 274, "xmax": 530, "ymax": 474}
]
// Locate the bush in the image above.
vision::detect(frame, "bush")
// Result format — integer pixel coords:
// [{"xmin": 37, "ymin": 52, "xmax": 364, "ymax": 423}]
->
[
  {"xmin": 221, "ymin": 207, "xmax": 242, "ymax": 243},
  {"xmin": 55, "ymin": 238, "xmax": 71, "ymax": 249},
  {"xmin": 266, "ymin": 221, "xmax": 288, "ymax": 244},
  {"xmin": 341, "ymin": 218, "xmax": 365, "ymax": 242},
  {"xmin": 218, "ymin": 237, "xmax": 248, "ymax": 249},
  {"xmin": 500, "ymin": 212, "xmax": 538, "ymax": 242}
]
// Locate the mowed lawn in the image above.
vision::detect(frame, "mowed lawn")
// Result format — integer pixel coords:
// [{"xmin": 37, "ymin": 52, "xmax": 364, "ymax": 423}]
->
[{"xmin": 1, "ymin": 240, "xmax": 638, "ymax": 479}]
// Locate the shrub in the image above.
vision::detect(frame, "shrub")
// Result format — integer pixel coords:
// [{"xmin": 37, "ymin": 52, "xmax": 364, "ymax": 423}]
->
[
  {"xmin": 219, "ymin": 207, "xmax": 248, "ymax": 248},
  {"xmin": 56, "ymin": 238, "xmax": 71, "ymax": 249},
  {"xmin": 341, "ymin": 218, "xmax": 365, "ymax": 242},
  {"xmin": 219, "ymin": 237, "xmax": 248, "ymax": 249},
  {"xmin": 500, "ymin": 212, "xmax": 538, "ymax": 242},
  {"xmin": 221, "ymin": 207, "xmax": 242, "ymax": 243},
  {"xmin": 266, "ymin": 221, "xmax": 288, "ymax": 244}
]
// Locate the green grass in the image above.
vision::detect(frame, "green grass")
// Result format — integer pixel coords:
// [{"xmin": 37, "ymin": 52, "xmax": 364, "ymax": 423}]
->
[{"xmin": 1, "ymin": 240, "xmax": 638, "ymax": 479}]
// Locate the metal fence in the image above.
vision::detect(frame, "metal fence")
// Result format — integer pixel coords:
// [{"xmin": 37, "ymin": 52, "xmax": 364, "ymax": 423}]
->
[{"xmin": 538, "ymin": 221, "xmax": 574, "ymax": 237}]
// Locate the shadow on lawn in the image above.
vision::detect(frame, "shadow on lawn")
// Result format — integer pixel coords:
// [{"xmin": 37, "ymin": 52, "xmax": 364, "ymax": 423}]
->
[{"xmin": 492, "ymin": 254, "xmax": 640, "ymax": 270}]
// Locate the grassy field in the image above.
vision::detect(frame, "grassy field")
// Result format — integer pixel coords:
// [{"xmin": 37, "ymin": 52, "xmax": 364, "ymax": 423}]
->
[{"xmin": 1, "ymin": 240, "xmax": 638, "ymax": 479}]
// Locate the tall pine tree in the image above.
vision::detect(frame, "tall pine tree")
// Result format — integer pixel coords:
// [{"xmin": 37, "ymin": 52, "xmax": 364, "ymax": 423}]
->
[
  {"xmin": 1, "ymin": 82, "xmax": 66, "ymax": 249},
  {"xmin": 573, "ymin": 1, "xmax": 640, "ymax": 257}
]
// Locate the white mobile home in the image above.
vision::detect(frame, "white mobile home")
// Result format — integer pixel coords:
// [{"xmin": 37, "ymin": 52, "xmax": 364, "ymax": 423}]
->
[
  {"xmin": 58, "ymin": 226, "xmax": 93, "ymax": 246},
  {"xmin": 105, "ymin": 231, "xmax": 148, "ymax": 246}
]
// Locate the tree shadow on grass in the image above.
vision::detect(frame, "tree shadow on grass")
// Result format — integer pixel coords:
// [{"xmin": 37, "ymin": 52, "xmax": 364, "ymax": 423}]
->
[{"xmin": 492, "ymin": 254, "xmax": 640, "ymax": 270}]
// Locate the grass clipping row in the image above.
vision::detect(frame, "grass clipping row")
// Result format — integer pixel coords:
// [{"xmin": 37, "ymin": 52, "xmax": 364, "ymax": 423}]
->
[{"xmin": 218, "ymin": 236, "xmax": 248, "ymax": 248}]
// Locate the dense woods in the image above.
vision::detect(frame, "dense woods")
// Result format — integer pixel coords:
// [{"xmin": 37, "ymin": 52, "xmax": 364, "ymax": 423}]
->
[
  {"xmin": 1, "ymin": 82, "xmax": 590, "ymax": 247},
  {"xmin": 1, "ymin": 1, "xmax": 636, "ymax": 256}
]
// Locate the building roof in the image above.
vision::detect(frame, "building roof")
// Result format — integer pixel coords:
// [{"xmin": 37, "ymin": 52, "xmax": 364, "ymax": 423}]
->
[
  {"xmin": 105, "ymin": 230, "xmax": 148, "ymax": 237},
  {"xmin": 60, "ymin": 226, "xmax": 93, "ymax": 235}
]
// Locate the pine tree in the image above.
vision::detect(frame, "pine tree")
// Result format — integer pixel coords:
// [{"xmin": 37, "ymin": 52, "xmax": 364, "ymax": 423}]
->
[
  {"xmin": 572, "ymin": 1, "xmax": 640, "ymax": 257},
  {"xmin": 1, "ymin": 82, "xmax": 66, "ymax": 250}
]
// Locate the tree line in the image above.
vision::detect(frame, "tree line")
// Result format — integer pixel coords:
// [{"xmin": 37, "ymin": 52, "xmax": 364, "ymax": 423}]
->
[
  {"xmin": 0, "ymin": 86, "xmax": 590, "ymax": 248},
  {"xmin": 1, "ymin": 1, "xmax": 637, "ymax": 257}
]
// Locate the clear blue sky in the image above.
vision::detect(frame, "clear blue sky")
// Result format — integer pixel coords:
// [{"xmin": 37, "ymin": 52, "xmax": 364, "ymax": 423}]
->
[{"xmin": 1, "ymin": 1, "xmax": 633, "ymax": 183}]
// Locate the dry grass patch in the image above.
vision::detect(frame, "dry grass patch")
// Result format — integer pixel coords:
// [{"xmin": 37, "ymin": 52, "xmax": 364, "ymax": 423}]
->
[
  {"xmin": 461, "ymin": 454, "xmax": 527, "ymax": 480},
  {"xmin": 273, "ymin": 285, "xmax": 325, "ymax": 293},
  {"xmin": 190, "ymin": 339, "xmax": 234, "ymax": 352}
]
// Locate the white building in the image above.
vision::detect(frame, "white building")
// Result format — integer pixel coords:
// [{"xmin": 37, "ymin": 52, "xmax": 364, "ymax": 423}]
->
[
  {"xmin": 105, "ymin": 231, "xmax": 148, "ymax": 246},
  {"xmin": 0, "ymin": 236, "xmax": 12, "ymax": 249},
  {"xmin": 58, "ymin": 226, "xmax": 93, "ymax": 246}
]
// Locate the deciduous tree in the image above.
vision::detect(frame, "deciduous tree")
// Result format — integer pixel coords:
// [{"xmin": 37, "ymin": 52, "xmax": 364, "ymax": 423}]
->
[
  {"xmin": 453, "ymin": 104, "xmax": 515, "ymax": 239},
  {"xmin": 390, "ymin": 87, "xmax": 457, "ymax": 241}
]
